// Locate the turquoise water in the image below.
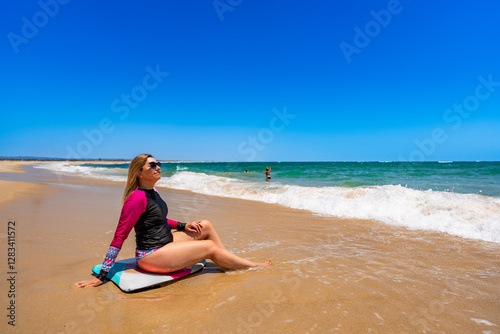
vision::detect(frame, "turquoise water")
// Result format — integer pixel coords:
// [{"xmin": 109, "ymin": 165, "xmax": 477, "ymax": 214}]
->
[
  {"xmin": 39, "ymin": 161, "xmax": 500, "ymax": 243},
  {"xmin": 82, "ymin": 161, "xmax": 500, "ymax": 197}
]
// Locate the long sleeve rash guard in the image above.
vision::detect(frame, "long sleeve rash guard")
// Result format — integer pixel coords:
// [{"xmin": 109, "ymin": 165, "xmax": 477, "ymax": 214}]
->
[{"xmin": 98, "ymin": 188, "xmax": 186, "ymax": 278}]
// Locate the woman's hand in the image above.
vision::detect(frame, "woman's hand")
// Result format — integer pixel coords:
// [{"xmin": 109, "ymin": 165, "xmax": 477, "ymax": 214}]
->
[
  {"xmin": 186, "ymin": 220, "xmax": 203, "ymax": 234},
  {"xmin": 73, "ymin": 277, "xmax": 103, "ymax": 288}
]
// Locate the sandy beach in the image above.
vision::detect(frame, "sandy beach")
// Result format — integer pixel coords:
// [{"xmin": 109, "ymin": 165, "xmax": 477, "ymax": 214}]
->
[{"xmin": 1, "ymin": 162, "xmax": 499, "ymax": 333}]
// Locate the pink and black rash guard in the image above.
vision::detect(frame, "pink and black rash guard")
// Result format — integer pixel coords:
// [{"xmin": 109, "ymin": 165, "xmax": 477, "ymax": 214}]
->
[{"xmin": 97, "ymin": 188, "xmax": 185, "ymax": 279}]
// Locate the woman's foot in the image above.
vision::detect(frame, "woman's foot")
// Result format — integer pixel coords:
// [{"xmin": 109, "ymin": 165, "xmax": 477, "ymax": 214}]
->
[{"xmin": 255, "ymin": 260, "xmax": 273, "ymax": 267}]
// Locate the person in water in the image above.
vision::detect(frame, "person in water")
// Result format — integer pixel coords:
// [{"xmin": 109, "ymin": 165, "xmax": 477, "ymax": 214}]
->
[
  {"xmin": 263, "ymin": 167, "xmax": 271, "ymax": 181},
  {"xmin": 74, "ymin": 154, "xmax": 271, "ymax": 288}
]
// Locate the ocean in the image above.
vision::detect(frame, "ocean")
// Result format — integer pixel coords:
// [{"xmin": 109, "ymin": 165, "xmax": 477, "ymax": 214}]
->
[{"xmin": 36, "ymin": 161, "xmax": 500, "ymax": 243}]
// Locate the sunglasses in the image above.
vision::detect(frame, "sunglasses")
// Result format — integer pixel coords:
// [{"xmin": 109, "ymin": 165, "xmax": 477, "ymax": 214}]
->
[{"xmin": 148, "ymin": 161, "xmax": 162, "ymax": 169}]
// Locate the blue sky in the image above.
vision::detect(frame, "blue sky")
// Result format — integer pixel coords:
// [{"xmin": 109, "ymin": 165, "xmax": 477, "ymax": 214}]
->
[{"xmin": 1, "ymin": 1, "xmax": 499, "ymax": 161}]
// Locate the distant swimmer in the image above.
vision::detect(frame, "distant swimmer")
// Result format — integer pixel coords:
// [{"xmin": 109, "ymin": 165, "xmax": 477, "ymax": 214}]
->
[
  {"xmin": 263, "ymin": 167, "xmax": 271, "ymax": 181},
  {"xmin": 244, "ymin": 169, "xmax": 249, "ymax": 173}
]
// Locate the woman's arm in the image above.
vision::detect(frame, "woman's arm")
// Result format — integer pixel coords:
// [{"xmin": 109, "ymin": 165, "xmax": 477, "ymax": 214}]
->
[
  {"xmin": 168, "ymin": 218, "xmax": 203, "ymax": 234},
  {"xmin": 74, "ymin": 190, "xmax": 147, "ymax": 288},
  {"xmin": 167, "ymin": 218, "xmax": 186, "ymax": 231}
]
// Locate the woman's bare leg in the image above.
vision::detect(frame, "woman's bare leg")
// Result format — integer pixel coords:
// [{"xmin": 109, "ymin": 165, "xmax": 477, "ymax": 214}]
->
[
  {"xmin": 174, "ymin": 219, "xmax": 225, "ymax": 249},
  {"xmin": 137, "ymin": 239, "xmax": 271, "ymax": 273}
]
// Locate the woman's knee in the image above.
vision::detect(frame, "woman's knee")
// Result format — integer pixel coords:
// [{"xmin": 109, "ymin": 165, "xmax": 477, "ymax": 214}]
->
[{"xmin": 199, "ymin": 219, "xmax": 214, "ymax": 230}]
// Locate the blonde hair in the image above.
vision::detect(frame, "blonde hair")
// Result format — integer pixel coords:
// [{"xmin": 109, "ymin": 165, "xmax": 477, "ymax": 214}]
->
[{"xmin": 122, "ymin": 153, "xmax": 153, "ymax": 203}]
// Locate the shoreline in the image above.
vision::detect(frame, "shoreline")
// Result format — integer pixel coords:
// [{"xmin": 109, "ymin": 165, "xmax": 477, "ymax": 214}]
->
[
  {"xmin": 3, "ymin": 160, "xmax": 500, "ymax": 245},
  {"xmin": 0, "ymin": 161, "xmax": 499, "ymax": 333},
  {"xmin": 0, "ymin": 160, "xmax": 46, "ymax": 174},
  {"xmin": 24, "ymin": 160, "xmax": 500, "ymax": 245}
]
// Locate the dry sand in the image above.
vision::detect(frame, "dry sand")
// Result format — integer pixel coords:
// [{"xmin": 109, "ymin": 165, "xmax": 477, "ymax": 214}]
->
[
  {"xmin": 0, "ymin": 161, "xmax": 43, "ymax": 174},
  {"xmin": 0, "ymin": 161, "xmax": 499, "ymax": 333}
]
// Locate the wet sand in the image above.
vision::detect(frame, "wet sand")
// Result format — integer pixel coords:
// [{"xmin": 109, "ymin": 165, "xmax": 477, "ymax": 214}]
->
[{"xmin": 0, "ymin": 162, "xmax": 499, "ymax": 333}]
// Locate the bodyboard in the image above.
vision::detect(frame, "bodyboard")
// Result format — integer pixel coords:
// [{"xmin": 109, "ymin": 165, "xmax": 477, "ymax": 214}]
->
[{"xmin": 92, "ymin": 258, "xmax": 205, "ymax": 292}]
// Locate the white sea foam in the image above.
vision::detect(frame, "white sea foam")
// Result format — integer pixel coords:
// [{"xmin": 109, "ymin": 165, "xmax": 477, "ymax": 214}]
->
[
  {"xmin": 158, "ymin": 172, "xmax": 500, "ymax": 243},
  {"xmin": 470, "ymin": 318, "xmax": 497, "ymax": 326},
  {"xmin": 36, "ymin": 164, "xmax": 500, "ymax": 243},
  {"xmin": 34, "ymin": 162, "xmax": 127, "ymax": 182}
]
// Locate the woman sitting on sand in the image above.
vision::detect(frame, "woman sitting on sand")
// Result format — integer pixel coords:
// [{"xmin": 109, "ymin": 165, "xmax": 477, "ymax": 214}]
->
[{"xmin": 74, "ymin": 154, "xmax": 271, "ymax": 288}]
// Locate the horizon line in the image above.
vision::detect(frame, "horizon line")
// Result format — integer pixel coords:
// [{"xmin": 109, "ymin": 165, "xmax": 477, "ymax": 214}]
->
[{"xmin": 1, "ymin": 156, "xmax": 498, "ymax": 163}]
